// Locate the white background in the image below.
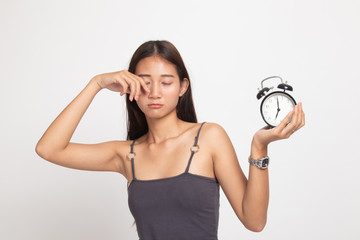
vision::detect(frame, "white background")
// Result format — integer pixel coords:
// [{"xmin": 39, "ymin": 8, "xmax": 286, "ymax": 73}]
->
[{"xmin": 1, "ymin": 0, "xmax": 359, "ymax": 239}]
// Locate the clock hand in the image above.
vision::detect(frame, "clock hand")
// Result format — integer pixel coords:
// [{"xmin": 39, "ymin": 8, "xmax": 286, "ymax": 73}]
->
[{"xmin": 275, "ymin": 97, "xmax": 281, "ymax": 120}]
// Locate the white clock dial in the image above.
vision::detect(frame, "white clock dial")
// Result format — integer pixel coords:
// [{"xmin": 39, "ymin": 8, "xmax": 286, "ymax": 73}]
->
[{"xmin": 261, "ymin": 92, "xmax": 296, "ymax": 127}]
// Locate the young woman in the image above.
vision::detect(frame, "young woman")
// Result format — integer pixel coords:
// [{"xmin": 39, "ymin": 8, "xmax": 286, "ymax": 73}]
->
[{"xmin": 35, "ymin": 40, "xmax": 305, "ymax": 240}]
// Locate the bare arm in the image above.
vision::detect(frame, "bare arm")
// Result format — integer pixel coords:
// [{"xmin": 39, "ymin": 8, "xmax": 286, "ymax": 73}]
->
[
  {"xmin": 35, "ymin": 70, "xmax": 150, "ymax": 172},
  {"xmin": 241, "ymin": 141, "xmax": 269, "ymax": 231},
  {"xmin": 210, "ymin": 103, "xmax": 305, "ymax": 232},
  {"xmin": 242, "ymin": 103, "xmax": 305, "ymax": 230},
  {"xmin": 36, "ymin": 78, "xmax": 101, "ymax": 155}
]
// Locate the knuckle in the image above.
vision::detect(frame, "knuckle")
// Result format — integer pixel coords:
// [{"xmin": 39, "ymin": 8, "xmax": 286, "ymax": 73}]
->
[
  {"xmin": 119, "ymin": 82, "xmax": 127, "ymax": 90},
  {"xmin": 119, "ymin": 70, "xmax": 127, "ymax": 76}
]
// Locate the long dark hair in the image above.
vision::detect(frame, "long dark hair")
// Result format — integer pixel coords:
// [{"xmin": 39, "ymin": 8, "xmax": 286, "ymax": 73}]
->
[{"xmin": 126, "ymin": 40, "xmax": 197, "ymax": 141}]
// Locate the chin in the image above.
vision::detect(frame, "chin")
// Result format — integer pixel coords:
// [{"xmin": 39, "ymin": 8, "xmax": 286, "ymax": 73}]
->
[{"xmin": 146, "ymin": 108, "xmax": 178, "ymax": 120}]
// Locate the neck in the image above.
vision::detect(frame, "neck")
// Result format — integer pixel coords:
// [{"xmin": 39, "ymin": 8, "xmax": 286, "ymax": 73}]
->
[{"xmin": 145, "ymin": 113, "xmax": 187, "ymax": 145}]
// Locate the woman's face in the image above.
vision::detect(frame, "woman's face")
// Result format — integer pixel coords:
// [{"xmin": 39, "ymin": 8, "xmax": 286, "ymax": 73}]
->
[{"xmin": 135, "ymin": 55, "xmax": 188, "ymax": 119}]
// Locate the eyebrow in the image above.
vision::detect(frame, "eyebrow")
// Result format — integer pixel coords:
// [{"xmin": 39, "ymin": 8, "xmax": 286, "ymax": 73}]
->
[{"xmin": 137, "ymin": 74, "xmax": 175, "ymax": 78}]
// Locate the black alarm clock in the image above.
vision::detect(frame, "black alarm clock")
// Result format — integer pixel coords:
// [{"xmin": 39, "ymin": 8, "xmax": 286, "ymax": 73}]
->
[{"xmin": 256, "ymin": 76, "xmax": 297, "ymax": 128}]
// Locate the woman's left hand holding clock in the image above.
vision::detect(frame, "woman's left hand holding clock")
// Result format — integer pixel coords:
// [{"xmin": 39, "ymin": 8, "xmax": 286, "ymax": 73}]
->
[{"xmin": 251, "ymin": 102, "xmax": 305, "ymax": 152}]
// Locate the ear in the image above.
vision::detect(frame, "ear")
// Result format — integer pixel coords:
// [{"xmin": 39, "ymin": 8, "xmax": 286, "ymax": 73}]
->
[{"xmin": 179, "ymin": 78, "xmax": 189, "ymax": 97}]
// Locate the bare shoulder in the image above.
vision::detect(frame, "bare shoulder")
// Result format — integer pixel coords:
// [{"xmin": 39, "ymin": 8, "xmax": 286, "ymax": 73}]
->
[
  {"xmin": 200, "ymin": 121, "xmax": 240, "ymax": 156},
  {"xmin": 201, "ymin": 122, "xmax": 230, "ymax": 152},
  {"xmin": 202, "ymin": 121, "xmax": 227, "ymax": 135}
]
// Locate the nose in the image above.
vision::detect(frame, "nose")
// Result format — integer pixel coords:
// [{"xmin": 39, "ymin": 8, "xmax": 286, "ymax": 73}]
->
[{"xmin": 148, "ymin": 82, "xmax": 162, "ymax": 98}]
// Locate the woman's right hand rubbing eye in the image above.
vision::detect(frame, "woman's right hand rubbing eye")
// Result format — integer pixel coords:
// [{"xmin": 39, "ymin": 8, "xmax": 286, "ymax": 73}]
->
[{"xmin": 92, "ymin": 70, "xmax": 150, "ymax": 101}]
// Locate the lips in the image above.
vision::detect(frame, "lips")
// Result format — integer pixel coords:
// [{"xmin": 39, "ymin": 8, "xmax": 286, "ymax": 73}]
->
[{"xmin": 148, "ymin": 104, "xmax": 163, "ymax": 108}]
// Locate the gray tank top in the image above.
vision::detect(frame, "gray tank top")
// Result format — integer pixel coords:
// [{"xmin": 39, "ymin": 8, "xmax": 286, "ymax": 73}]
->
[{"xmin": 127, "ymin": 122, "xmax": 220, "ymax": 240}]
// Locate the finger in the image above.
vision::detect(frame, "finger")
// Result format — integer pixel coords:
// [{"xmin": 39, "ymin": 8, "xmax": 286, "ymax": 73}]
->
[
  {"xmin": 282, "ymin": 105, "xmax": 299, "ymax": 136},
  {"xmin": 277, "ymin": 108, "xmax": 295, "ymax": 131},
  {"xmin": 129, "ymin": 81, "xmax": 136, "ymax": 101},
  {"xmin": 123, "ymin": 75, "xmax": 136, "ymax": 101},
  {"xmin": 293, "ymin": 103, "xmax": 302, "ymax": 130},
  {"xmin": 120, "ymin": 89, "xmax": 129, "ymax": 96},
  {"xmin": 135, "ymin": 75, "xmax": 150, "ymax": 93},
  {"xmin": 299, "ymin": 103, "xmax": 305, "ymax": 128},
  {"xmin": 118, "ymin": 78, "xmax": 129, "ymax": 96},
  {"xmin": 127, "ymin": 72, "xmax": 150, "ymax": 93},
  {"xmin": 134, "ymin": 79, "xmax": 140, "ymax": 101},
  {"xmin": 295, "ymin": 102, "xmax": 304, "ymax": 129},
  {"xmin": 125, "ymin": 73, "xmax": 145, "ymax": 101},
  {"xmin": 302, "ymin": 112, "xmax": 305, "ymax": 127}
]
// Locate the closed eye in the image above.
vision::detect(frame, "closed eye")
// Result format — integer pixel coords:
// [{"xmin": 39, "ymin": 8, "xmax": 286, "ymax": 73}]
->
[{"xmin": 145, "ymin": 82, "xmax": 172, "ymax": 85}]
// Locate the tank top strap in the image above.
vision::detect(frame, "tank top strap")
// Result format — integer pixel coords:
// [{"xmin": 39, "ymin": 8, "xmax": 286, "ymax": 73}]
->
[
  {"xmin": 128, "ymin": 139, "xmax": 137, "ymax": 180},
  {"xmin": 185, "ymin": 121, "xmax": 206, "ymax": 173}
]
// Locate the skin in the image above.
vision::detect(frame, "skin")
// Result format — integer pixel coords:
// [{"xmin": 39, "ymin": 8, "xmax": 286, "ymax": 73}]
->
[{"xmin": 35, "ymin": 55, "xmax": 305, "ymax": 233}]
